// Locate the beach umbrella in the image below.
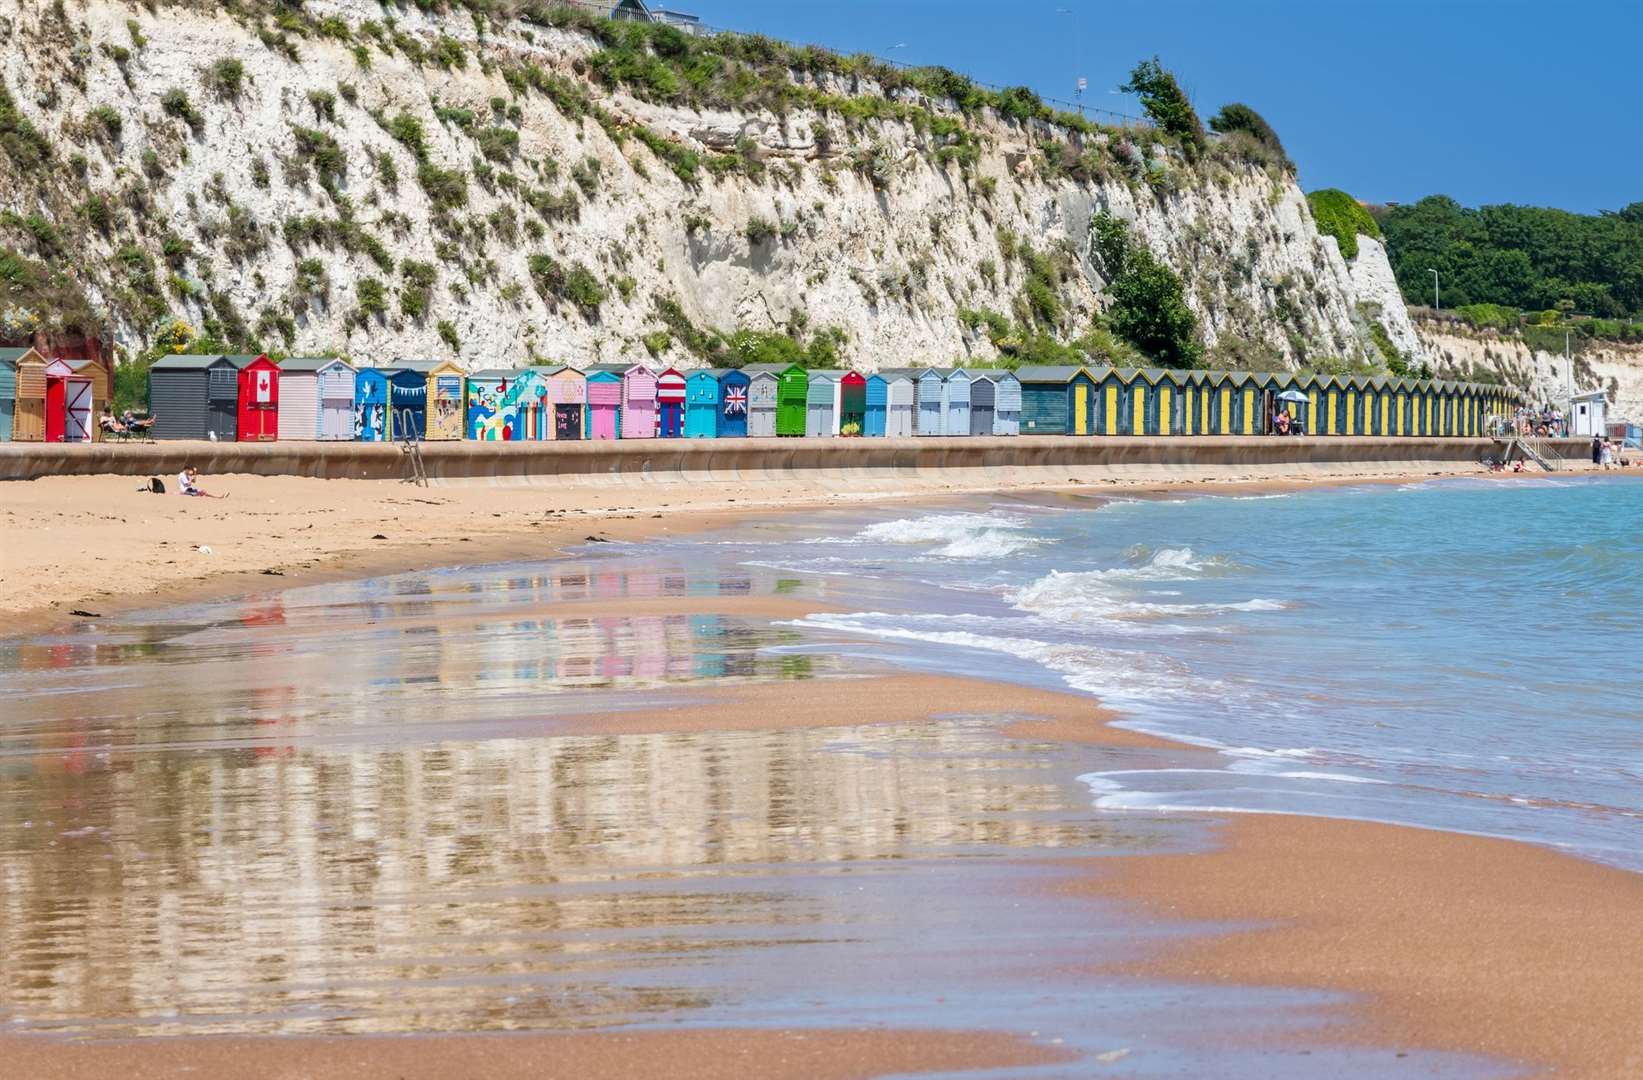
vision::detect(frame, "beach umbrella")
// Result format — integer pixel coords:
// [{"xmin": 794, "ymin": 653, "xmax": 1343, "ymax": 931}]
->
[{"xmin": 1277, "ymin": 389, "xmax": 1309, "ymax": 403}]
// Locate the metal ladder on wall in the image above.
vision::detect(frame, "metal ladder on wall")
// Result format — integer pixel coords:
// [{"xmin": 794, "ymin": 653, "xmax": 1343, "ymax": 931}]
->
[
  {"xmin": 398, "ymin": 409, "xmax": 428, "ymax": 487},
  {"xmin": 1515, "ymin": 433, "xmax": 1561, "ymax": 472}
]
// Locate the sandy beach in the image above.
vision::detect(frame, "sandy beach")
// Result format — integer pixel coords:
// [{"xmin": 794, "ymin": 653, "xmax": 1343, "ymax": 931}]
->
[
  {"xmin": 0, "ymin": 460, "xmax": 1567, "ymax": 634},
  {"xmin": 1, "ymin": 464, "xmax": 1635, "ymax": 1079}
]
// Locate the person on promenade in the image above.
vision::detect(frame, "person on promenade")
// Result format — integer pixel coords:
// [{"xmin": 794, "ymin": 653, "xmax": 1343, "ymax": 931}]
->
[
  {"xmin": 176, "ymin": 466, "xmax": 226, "ymax": 499},
  {"xmin": 123, "ymin": 409, "xmax": 156, "ymax": 436}
]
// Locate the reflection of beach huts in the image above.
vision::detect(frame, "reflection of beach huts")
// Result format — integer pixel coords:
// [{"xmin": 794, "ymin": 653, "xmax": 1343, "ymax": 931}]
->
[
  {"xmin": 684, "ymin": 369, "xmax": 719, "ymax": 438},
  {"xmin": 277, "ymin": 358, "xmax": 355, "ymax": 440},
  {"xmin": 656, "ymin": 367, "xmax": 686, "ymax": 438},
  {"xmin": 775, "ymin": 364, "xmax": 807, "ymax": 437},
  {"xmin": 586, "ymin": 368, "xmax": 622, "ymax": 440},
  {"xmin": 234, "ymin": 354, "xmax": 279, "ymax": 441},
  {"xmin": 839, "ymin": 370, "xmax": 866, "ymax": 434},
  {"xmin": 544, "ymin": 366, "xmax": 585, "ymax": 440},
  {"xmin": 0, "ymin": 347, "xmax": 20, "ymax": 440},
  {"xmin": 805, "ymin": 369, "xmax": 838, "ymax": 437},
  {"xmin": 1018, "ymin": 365, "xmax": 1095, "ymax": 435},
  {"xmin": 621, "ymin": 363, "xmax": 658, "ymax": 439},
  {"xmin": 716, "ymin": 368, "xmax": 750, "ymax": 438},
  {"xmin": 425, "ymin": 360, "xmax": 467, "ymax": 440}
]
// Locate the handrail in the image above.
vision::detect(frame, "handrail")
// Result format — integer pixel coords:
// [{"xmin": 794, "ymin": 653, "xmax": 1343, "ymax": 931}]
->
[{"xmin": 397, "ymin": 408, "xmax": 428, "ymax": 487}]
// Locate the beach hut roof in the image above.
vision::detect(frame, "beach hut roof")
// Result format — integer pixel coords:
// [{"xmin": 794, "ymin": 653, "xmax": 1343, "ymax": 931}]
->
[
  {"xmin": 1014, "ymin": 365, "xmax": 1089, "ymax": 383},
  {"xmin": 391, "ymin": 359, "xmax": 440, "ymax": 374},
  {"xmin": 0, "ymin": 346, "xmax": 38, "ymax": 364},
  {"xmin": 150, "ymin": 353, "xmax": 228, "ymax": 370},
  {"xmin": 278, "ymin": 356, "xmax": 347, "ymax": 372}
]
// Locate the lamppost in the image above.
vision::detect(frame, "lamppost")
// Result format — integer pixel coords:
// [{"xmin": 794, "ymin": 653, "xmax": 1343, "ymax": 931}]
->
[{"xmin": 1427, "ymin": 268, "xmax": 1439, "ymax": 310}]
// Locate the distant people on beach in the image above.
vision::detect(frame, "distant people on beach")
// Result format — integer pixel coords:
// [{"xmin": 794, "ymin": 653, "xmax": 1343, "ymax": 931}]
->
[
  {"xmin": 1273, "ymin": 409, "xmax": 1291, "ymax": 436},
  {"xmin": 177, "ymin": 466, "xmax": 226, "ymax": 499}
]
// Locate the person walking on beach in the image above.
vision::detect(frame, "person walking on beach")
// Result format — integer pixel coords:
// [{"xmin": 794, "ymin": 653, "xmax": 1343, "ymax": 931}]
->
[{"xmin": 176, "ymin": 466, "xmax": 226, "ymax": 499}]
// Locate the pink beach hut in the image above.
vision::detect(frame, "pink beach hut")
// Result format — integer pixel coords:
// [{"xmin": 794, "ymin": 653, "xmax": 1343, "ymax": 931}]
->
[{"xmin": 620, "ymin": 363, "xmax": 658, "ymax": 439}]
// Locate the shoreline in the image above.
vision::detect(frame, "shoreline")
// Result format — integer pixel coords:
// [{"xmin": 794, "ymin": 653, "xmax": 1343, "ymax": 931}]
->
[
  {"xmin": 4, "ymin": 465, "xmax": 1635, "ymax": 1077},
  {"xmin": 0, "ymin": 460, "xmax": 1585, "ymax": 640}
]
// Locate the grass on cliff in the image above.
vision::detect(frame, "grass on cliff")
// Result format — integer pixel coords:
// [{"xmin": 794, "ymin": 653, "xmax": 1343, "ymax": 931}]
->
[{"xmin": 1306, "ymin": 188, "xmax": 1380, "ymax": 261}]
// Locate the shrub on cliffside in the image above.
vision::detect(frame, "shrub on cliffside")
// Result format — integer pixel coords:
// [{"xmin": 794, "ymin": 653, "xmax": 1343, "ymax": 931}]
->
[
  {"xmin": 1089, "ymin": 212, "xmax": 1203, "ymax": 367},
  {"xmin": 1208, "ymin": 103, "xmax": 1290, "ymax": 170},
  {"xmin": 1120, "ymin": 58, "xmax": 1203, "ymax": 156},
  {"xmin": 1306, "ymin": 189, "xmax": 1380, "ymax": 261}
]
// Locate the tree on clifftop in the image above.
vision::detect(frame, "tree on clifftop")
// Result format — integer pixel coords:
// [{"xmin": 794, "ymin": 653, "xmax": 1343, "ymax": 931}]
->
[
  {"xmin": 1120, "ymin": 58, "xmax": 1204, "ymax": 157},
  {"xmin": 1209, "ymin": 103, "xmax": 1291, "ymax": 171}
]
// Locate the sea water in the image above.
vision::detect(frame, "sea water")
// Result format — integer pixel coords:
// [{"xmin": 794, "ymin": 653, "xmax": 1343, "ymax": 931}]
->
[{"xmin": 688, "ymin": 475, "xmax": 1643, "ymax": 872}]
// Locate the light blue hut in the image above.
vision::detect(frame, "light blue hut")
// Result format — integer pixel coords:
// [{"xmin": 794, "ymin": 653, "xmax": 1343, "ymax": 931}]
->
[
  {"xmin": 684, "ymin": 369, "xmax": 720, "ymax": 438},
  {"xmin": 942, "ymin": 368, "xmax": 972, "ymax": 436},
  {"xmin": 915, "ymin": 368, "xmax": 944, "ymax": 435},
  {"xmin": 0, "ymin": 347, "xmax": 20, "ymax": 440}
]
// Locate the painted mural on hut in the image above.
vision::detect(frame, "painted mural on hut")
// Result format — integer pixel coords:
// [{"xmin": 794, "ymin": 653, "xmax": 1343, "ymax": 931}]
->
[{"xmin": 468, "ymin": 371, "xmax": 546, "ymax": 441}]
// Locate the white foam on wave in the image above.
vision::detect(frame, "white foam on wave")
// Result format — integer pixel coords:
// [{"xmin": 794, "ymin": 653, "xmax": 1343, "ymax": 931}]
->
[
  {"xmin": 1009, "ymin": 548, "xmax": 1282, "ymax": 622},
  {"xmin": 858, "ymin": 511, "xmax": 1029, "ymax": 545}
]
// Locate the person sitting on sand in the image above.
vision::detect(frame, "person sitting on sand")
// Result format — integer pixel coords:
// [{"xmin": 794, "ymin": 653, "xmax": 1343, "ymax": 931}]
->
[
  {"xmin": 1512, "ymin": 457, "xmax": 1526, "ymax": 473},
  {"xmin": 176, "ymin": 466, "xmax": 225, "ymax": 499}
]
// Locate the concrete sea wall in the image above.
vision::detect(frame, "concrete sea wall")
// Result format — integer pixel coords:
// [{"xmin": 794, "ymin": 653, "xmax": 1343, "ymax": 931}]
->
[{"xmin": 0, "ymin": 436, "xmax": 1589, "ymax": 485}]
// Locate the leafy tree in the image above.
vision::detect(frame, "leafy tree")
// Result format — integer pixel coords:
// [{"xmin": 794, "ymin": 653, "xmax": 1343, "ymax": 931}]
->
[
  {"xmin": 1208, "ymin": 103, "xmax": 1290, "ymax": 169},
  {"xmin": 1089, "ymin": 212, "xmax": 1203, "ymax": 366},
  {"xmin": 1119, "ymin": 57, "xmax": 1203, "ymax": 156}
]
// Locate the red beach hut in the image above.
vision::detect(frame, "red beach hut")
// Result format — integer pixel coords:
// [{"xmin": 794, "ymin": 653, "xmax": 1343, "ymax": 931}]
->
[
  {"xmin": 235, "ymin": 355, "xmax": 280, "ymax": 441},
  {"xmin": 656, "ymin": 367, "xmax": 687, "ymax": 438}
]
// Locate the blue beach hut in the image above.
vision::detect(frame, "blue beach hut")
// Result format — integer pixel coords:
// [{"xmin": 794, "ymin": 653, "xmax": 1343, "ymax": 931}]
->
[
  {"xmin": 684, "ymin": 369, "xmax": 720, "ymax": 438},
  {"xmin": 915, "ymin": 368, "xmax": 945, "ymax": 435},
  {"xmin": 388, "ymin": 362, "xmax": 432, "ymax": 440},
  {"xmin": 716, "ymin": 368, "xmax": 750, "ymax": 438},
  {"xmin": 864, "ymin": 372, "xmax": 889, "ymax": 437},
  {"xmin": 1017, "ymin": 365, "xmax": 1095, "ymax": 435},
  {"xmin": 354, "ymin": 367, "xmax": 390, "ymax": 441}
]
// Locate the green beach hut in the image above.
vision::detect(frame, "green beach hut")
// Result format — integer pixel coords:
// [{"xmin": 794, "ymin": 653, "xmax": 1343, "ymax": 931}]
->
[{"xmin": 775, "ymin": 364, "xmax": 807, "ymax": 437}]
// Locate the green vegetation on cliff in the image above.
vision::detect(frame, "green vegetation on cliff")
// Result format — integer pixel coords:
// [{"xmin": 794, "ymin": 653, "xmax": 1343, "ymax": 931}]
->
[
  {"xmin": 1306, "ymin": 189, "xmax": 1380, "ymax": 261},
  {"xmin": 1376, "ymin": 195, "xmax": 1643, "ymax": 319}
]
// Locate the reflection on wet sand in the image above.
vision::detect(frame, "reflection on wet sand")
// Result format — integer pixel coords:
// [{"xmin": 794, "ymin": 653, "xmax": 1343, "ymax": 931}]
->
[{"xmin": 0, "ymin": 557, "xmax": 1153, "ymax": 1040}]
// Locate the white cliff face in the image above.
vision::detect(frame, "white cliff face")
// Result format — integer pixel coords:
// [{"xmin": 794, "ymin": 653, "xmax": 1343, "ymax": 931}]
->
[
  {"xmin": 1416, "ymin": 321, "xmax": 1643, "ymax": 421},
  {"xmin": 1, "ymin": 0, "xmax": 1415, "ymax": 373}
]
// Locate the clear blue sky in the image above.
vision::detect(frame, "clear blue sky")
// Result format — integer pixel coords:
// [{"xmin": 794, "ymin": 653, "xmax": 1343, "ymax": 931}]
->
[{"xmin": 679, "ymin": 0, "xmax": 1637, "ymax": 215}]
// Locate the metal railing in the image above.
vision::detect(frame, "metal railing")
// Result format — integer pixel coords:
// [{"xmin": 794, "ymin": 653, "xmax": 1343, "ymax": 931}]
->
[{"xmin": 397, "ymin": 408, "xmax": 428, "ymax": 487}]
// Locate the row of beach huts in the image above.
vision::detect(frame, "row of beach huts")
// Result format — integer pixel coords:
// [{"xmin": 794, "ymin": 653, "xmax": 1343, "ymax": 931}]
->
[{"xmin": 0, "ymin": 347, "xmax": 1521, "ymax": 443}]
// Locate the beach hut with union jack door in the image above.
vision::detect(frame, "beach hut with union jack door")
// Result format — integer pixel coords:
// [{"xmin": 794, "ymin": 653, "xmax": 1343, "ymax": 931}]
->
[
  {"xmin": 839, "ymin": 371, "xmax": 866, "ymax": 434},
  {"xmin": 656, "ymin": 367, "xmax": 687, "ymax": 438},
  {"xmin": 621, "ymin": 363, "xmax": 658, "ymax": 439},
  {"xmin": 684, "ymin": 369, "xmax": 720, "ymax": 438},
  {"xmin": 717, "ymin": 368, "xmax": 750, "ymax": 437},
  {"xmin": 425, "ymin": 360, "xmax": 466, "ymax": 440},
  {"xmin": 234, "ymin": 354, "xmax": 279, "ymax": 441}
]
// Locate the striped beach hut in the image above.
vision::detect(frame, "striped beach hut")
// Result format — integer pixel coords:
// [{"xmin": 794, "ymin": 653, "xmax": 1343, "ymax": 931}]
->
[
  {"xmin": 621, "ymin": 363, "xmax": 658, "ymax": 439},
  {"xmin": 354, "ymin": 367, "xmax": 391, "ymax": 441},
  {"xmin": 684, "ymin": 369, "xmax": 720, "ymax": 438},
  {"xmin": 717, "ymin": 368, "xmax": 750, "ymax": 438},
  {"xmin": 656, "ymin": 367, "xmax": 687, "ymax": 438},
  {"xmin": 1017, "ymin": 365, "xmax": 1095, "ymax": 435},
  {"xmin": 1089, "ymin": 367, "xmax": 1125, "ymax": 435},
  {"xmin": 775, "ymin": 364, "xmax": 807, "ymax": 437},
  {"xmin": 544, "ymin": 366, "xmax": 585, "ymax": 440},
  {"xmin": 234, "ymin": 354, "xmax": 280, "ymax": 441},
  {"xmin": 839, "ymin": 371, "xmax": 867, "ymax": 435},
  {"xmin": 0, "ymin": 347, "xmax": 24, "ymax": 440},
  {"xmin": 586, "ymin": 368, "xmax": 622, "ymax": 439},
  {"xmin": 425, "ymin": 360, "xmax": 467, "ymax": 440},
  {"xmin": 805, "ymin": 369, "xmax": 838, "ymax": 438},
  {"xmin": 277, "ymin": 358, "xmax": 351, "ymax": 440},
  {"xmin": 2, "ymin": 347, "xmax": 43, "ymax": 440}
]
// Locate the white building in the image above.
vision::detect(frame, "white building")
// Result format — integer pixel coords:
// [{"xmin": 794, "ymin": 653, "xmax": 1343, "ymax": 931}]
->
[{"xmin": 1570, "ymin": 390, "xmax": 1608, "ymax": 436}]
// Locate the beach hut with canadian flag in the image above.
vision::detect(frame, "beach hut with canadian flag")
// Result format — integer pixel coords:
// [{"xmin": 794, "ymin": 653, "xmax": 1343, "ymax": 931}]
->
[
  {"xmin": 234, "ymin": 354, "xmax": 280, "ymax": 441},
  {"xmin": 716, "ymin": 368, "xmax": 750, "ymax": 438},
  {"xmin": 656, "ymin": 367, "xmax": 687, "ymax": 437},
  {"xmin": 620, "ymin": 363, "xmax": 658, "ymax": 439}
]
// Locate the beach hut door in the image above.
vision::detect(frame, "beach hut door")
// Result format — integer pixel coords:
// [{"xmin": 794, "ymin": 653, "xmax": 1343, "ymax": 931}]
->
[
  {"xmin": 555, "ymin": 404, "xmax": 583, "ymax": 440},
  {"xmin": 1074, "ymin": 383, "xmax": 1089, "ymax": 435},
  {"xmin": 62, "ymin": 379, "xmax": 92, "ymax": 441}
]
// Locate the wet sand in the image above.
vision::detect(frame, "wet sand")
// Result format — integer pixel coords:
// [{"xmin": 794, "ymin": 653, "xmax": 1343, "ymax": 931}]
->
[
  {"xmin": 0, "ymin": 1027, "xmax": 1065, "ymax": 1080},
  {"xmin": 1071, "ymin": 816, "xmax": 1643, "ymax": 1079}
]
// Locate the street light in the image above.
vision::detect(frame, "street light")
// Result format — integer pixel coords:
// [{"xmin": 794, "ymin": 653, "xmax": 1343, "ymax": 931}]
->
[{"xmin": 1427, "ymin": 268, "xmax": 1439, "ymax": 310}]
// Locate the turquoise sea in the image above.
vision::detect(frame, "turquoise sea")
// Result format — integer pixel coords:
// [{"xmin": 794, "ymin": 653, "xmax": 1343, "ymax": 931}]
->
[{"xmin": 695, "ymin": 474, "xmax": 1643, "ymax": 871}]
